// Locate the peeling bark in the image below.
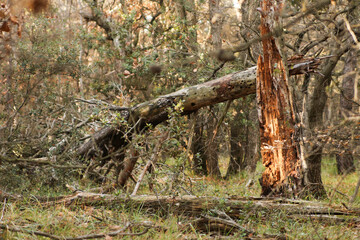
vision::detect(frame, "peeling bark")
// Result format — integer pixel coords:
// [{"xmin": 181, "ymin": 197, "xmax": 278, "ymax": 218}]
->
[{"xmin": 256, "ymin": 0, "xmax": 302, "ymax": 196}]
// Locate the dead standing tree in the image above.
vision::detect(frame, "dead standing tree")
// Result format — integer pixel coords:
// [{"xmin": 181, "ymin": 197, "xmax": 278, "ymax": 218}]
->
[{"xmin": 256, "ymin": 0, "xmax": 302, "ymax": 196}]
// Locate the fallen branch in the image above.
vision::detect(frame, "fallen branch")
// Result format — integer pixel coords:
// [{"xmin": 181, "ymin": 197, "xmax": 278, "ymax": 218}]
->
[
  {"xmin": 0, "ymin": 221, "xmax": 155, "ymax": 240},
  {"xmin": 33, "ymin": 192, "xmax": 359, "ymax": 218},
  {"xmin": 191, "ymin": 209, "xmax": 255, "ymax": 235},
  {"xmin": 3, "ymin": 189, "xmax": 358, "ymax": 218},
  {"xmin": 131, "ymin": 131, "xmax": 169, "ymax": 196},
  {"xmin": 2, "ymin": 191, "xmax": 359, "ymax": 238},
  {"xmin": 0, "ymin": 155, "xmax": 86, "ymax": 169}
]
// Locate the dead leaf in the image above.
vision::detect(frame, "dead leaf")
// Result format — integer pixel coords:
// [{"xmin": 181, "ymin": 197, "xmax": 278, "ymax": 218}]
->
[{"xmin": 0, "ymin": 21, "xmax": 10, "ymax": 32}]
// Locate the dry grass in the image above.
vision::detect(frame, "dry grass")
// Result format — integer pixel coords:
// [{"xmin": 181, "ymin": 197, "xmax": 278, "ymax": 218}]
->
[{"xmin": 0, "ymin": 156, "xmax": 359, "ymax": 239}]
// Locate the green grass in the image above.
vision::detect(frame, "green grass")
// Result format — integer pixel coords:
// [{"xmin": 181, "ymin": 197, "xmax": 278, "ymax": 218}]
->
[
  {"xmin": 1, "ymin": 156, "xmax": 359, "ymax": 239},
  {"xmin": 322, "ymin": 156, "xmax": 360, "ymax": 205}
]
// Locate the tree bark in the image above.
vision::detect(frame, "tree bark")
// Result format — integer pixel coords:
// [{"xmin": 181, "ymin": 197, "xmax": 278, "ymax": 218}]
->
[
  {"xmin": 36, "ymin": 192, "xmax": 357, "ymax": 219},
  {"xmin": 202, "ymin": 0, "xmax": 223, "ymax": 178},
  {"xmin": 336, "ymin": 48, "xmax": 356, "ymax": 175},
  {"xmin": 306, "ymin": 46, "xmax": 348, "ymax": 198},
  {"xmin": 226, "ymin": 98, "xmax": 259, "ymax": 177},
  {"xmin": 204, "ymin": 111, "xmax": 221, "ymax": 177},
  {"xmin": 256, "ymin": 0, "xmax": 302, "ymax": 197},
  {"xmin": 77, "ymin": 59, "xmax": 322, "ymax": 185},
  {"xmin": 227, "ymin": 109, "xmax": 246, "ymax": 176},
  {"xmin": 191, "ymin": 113, "xmax": 207, "ymax": 175}
]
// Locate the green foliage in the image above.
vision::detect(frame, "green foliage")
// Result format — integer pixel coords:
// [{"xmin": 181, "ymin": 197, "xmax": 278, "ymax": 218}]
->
[{"xmin": 0, "ymin": 0, "xmax": 359, "ymax": 238}]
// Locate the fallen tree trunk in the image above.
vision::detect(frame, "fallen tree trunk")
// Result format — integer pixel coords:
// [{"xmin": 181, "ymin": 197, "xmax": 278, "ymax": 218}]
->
[
  {"xmin": 76, "ymin": 57, "xmax": 321, "ymax": 185},
  {"xmin": 78, "ymin": 58, "xmax": 320, "ymax": 156},
  {"xmin": 2, "ymin": 189, "xmax": 356, "ymax": 218},
  {"xmin": 31, "ymin": 192, "xmax": 359, "ymax": 219},
  {"xmin": 2, "ymin": 190, "xmax": 359, "ymax": 238}
]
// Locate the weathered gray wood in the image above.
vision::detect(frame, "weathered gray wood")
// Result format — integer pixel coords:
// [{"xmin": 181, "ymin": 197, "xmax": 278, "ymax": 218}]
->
[
  {"xmin": 76, "ymin": 67, "xmax": 258, "ymax": 158},
  {"xmin": 39, "ymin": 192, "xmax": 358, "ymax": 219},
  {"xmin": 77, "ymin": 58, "xmax": 321, "ymax": 159}
]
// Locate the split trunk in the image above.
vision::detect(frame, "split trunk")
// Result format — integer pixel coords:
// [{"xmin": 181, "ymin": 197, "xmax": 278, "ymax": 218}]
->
[{"xmin": 256, "ymin": 0, "xmax": 302, "ymax": 196}]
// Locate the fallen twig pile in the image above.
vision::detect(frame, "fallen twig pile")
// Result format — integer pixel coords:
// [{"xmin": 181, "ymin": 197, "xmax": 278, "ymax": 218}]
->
[{"xmin": 1, "ymin": 190, "xmax": 359, "ymax": 239}]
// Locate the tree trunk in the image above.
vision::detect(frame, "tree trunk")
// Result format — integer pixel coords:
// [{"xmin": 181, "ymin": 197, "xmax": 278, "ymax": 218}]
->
[
  {"xmin": 336, "ymin": 48, "xmax": 356, "ymax": 175},
  {"xmin": 202, "ymin": 0, "xmax": 223, "ymax": 178},
  {"xmin": 226, "ymin": 109, "xmax": 245, "ymax": 176},
  {"xmin": 205, "ymin": 110, "xmax": 221, "ymax": 177},
  {"xmin": 209, "ymin": 0, "xmax": 222, "ymax": 49},
  {"xmin": 256, "ymin": 0, "xmax": 302, "ymax": 197},
  {"xmin": 244, "ymin": 100, "xmax": 260, "ymax": 172},
  {"xmin": 306, "ymin": 46, "xmax": 348, "ymax": 198},
  {"xmin": 336, "ymin": 151, "xmax": 355, "ymax": 175},
  {"xmin": 226, "ymin": 97, "xmax": 259, "ymax": 177},
  {"xmin": 77, "ymin": 59, "xmax": 322, "ymax": 185},
  {"xmin": 191, "ymin": 113, "xmax": 207, "ymax": 175},
  {"xmin": 37, "ymin": 192, "xmax": 357, "ymax": 220}
]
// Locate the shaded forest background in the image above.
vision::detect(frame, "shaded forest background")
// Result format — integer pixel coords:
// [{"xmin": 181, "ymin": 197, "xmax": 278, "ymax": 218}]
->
[
  {"xmin": 0, "ymin": 0, "xmax": 359, "ymax": 200},
  {"xmin": 0, "ymin": 0, "xmax": 360, "ymax": 239}
]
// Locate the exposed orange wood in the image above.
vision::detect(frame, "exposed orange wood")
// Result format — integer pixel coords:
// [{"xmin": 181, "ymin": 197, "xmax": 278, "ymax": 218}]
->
[{"xmin": 256, "ymin": 0, "xmax": 302, "ymax": 196}]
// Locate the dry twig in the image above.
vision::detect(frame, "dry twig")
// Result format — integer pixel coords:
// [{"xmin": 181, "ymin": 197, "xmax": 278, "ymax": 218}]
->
[{"xmin": 0, "ymin": 221, "xmax": 155, "ymax": 240}]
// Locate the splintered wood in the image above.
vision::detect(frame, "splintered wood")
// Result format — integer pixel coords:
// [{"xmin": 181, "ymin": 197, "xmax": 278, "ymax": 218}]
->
[{"xmin": 256, "ymin": 0, "xmax": 302, "ymax": 196}]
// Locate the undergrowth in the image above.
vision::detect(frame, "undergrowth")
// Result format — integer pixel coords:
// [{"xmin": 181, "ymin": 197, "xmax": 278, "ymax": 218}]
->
[{"xmin": 1, "ymin": 156, "xmax": 359, "ymax": 239}]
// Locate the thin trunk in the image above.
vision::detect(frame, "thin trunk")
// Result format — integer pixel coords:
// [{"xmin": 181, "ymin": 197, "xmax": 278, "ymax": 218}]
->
[
  {"xmin": 226, "ymin": 98, "xmax": 259, "ymax": 177},
  {"xmin": 209, "ymin": 0, "xmax": 222, "ymax": 49},
  {"xmin": 306, "ymin": 46, "xmax": 348, "ymax": 198},
  {"xmin": 244, "ymin": 102, "xmax": 260, "ymax": 172},
  {"xmin": 336, "ymin": 49, "xmax": 356, "ymax": 175},
  {"xmin": 205, "ymin": 0, "xmax": 222, "ymax": 178},
  {"xmin": 205, "ymin": 111, "xmax": 221, "ymax": 177},
  {"xmin": 226, "ymin": 110, "xmax": 245, "ymax": 176},
  {"xmin": 191, "ymin": 114, "xmax": 207, "ymax": 175}
]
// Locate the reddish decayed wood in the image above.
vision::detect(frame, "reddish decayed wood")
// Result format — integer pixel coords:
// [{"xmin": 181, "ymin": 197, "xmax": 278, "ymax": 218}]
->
[{"xmin": 257, "ymin": 0, "xmax": 301, "ymax": 196}]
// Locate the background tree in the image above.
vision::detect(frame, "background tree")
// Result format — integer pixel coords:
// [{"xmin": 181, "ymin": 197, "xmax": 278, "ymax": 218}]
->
[{"xmin": 0, "ymin": 0, "xmax": 359, "ymax": 200}]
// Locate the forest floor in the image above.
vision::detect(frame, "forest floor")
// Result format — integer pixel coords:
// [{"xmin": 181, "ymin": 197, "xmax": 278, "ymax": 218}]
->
[{"xmin": 1, "ymin": 157, "xmax": 360, "ymax": 239}]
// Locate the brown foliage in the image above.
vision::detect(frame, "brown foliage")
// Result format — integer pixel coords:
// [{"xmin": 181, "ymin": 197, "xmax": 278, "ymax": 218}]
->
[{"xmin": 10, "ymin": 0, "xmax": 49, "ymax": 14}]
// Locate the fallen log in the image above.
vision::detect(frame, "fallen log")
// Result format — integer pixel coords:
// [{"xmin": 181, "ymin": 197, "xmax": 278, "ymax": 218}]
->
[
  {"xmin": 38, "ymin": 192, "xmax": 359, "ymax": 219},
  {"xmin": 2, "ymin": 189, "xmax": 357, "ymax": 218},
  {"xmin": 2, "ymin": 190, "xmax": 359, "ymax": 238},
  {"xmin": 76, "ymin": 58, "xmax": 321, "ymax": 157},
  {"xmin": 75, "ymin": 56, "xmax": 322, "ymax": 185}
]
